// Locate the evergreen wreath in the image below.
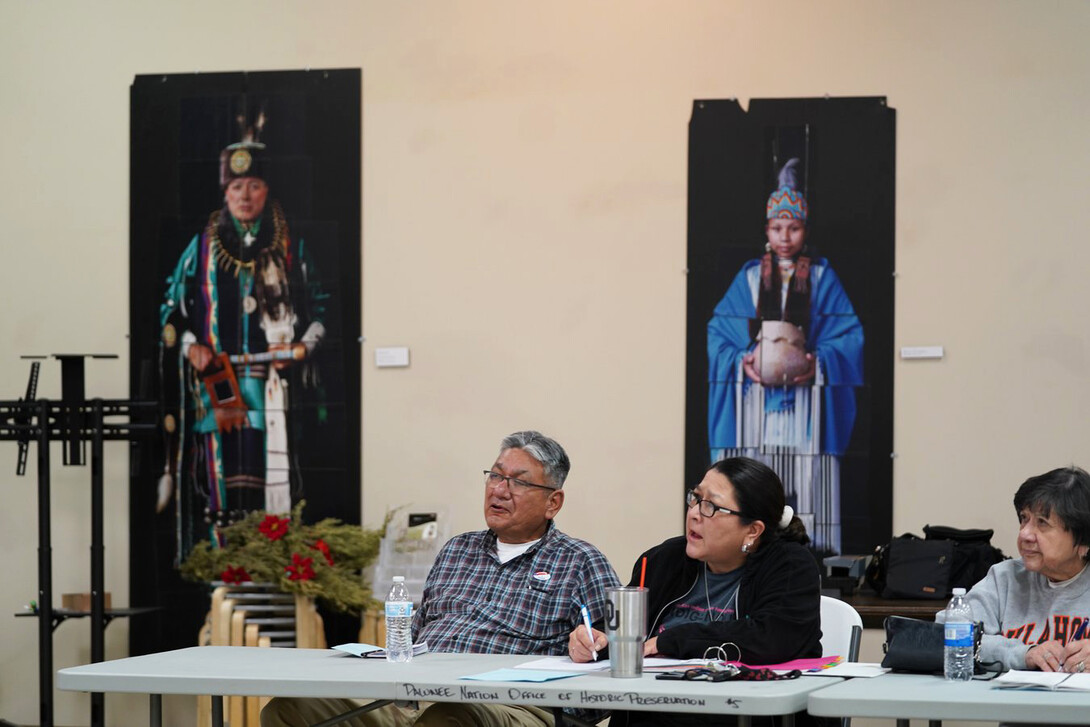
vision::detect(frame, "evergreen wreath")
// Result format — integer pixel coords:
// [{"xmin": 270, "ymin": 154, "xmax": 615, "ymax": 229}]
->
[{"xmin": 180, "ymin": 500, "xmax": 382, "ymax": 615}]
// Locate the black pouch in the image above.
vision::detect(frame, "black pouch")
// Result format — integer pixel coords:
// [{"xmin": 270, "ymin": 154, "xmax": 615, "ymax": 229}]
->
[
  {"xmin": 881, "ymin": 616, "xmax": 945, "ymax": 672},
  {"xmin": 923, "ymin": 524, "xmax": 1008, "ymax": 592},
  {"xmin": 882, "ymin": 536, "xmax": 954, "ymax": 599},
  {"xmin": 866, "ymin": 528, "xmax": 1009, "ymax": 600},
  {"xmin": 880, "ymin": 615, "xmax": 988, "ymax": 674}
]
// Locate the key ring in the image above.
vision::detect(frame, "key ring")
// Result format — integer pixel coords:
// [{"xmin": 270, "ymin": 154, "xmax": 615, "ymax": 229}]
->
[{"xmin": 702, "ymin": 642, "xmax": 741, "ymax": 666}]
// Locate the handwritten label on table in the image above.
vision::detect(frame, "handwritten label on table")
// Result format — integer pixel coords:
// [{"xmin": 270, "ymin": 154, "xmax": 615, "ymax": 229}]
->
[{"xmin": 398, "ymin": 683, "xmax": 724, "ymax": 709}]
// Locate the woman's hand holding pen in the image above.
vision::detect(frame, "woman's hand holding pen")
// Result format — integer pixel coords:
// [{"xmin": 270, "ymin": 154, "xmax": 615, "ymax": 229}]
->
[
  {"xmin": 1061, "ymin": 637, "xmax": 1090, "ymax": 674},
  {"xmin": 568, "ymin": 626, "xmax": 607, "ymax": 663},
  {"xmin": 1026, "ymin": 641, "xmax": 1068, "ymax": 672}
]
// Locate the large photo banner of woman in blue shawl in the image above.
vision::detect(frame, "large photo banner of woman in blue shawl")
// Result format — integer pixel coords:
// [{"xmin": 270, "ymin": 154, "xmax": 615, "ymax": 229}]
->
[
  {"xmin": 128, "ymin": 70, "xmax": 361, "ymax": 652},
  {"xmin": 685, "ymin": 97, "xmax": 894, "ymax": 559}
]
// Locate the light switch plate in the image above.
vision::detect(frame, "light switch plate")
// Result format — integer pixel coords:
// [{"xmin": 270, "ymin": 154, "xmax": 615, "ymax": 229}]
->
[
  {"xmin": 900, "ymin": 346, "xmax": 944, "ymax": 360},
  {"xmin": 375, "ymin": 347, "xmax": 410, "ymax": 368}
]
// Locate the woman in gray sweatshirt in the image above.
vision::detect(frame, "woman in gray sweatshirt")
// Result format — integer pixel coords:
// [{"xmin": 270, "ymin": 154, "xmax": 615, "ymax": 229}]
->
[{"xmin": 965, "ymin": 466, "xmax": 1090, "ymax": 672}]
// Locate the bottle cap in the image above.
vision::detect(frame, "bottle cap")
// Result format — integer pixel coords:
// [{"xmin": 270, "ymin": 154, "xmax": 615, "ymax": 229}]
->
[
  {"xmin": 952, "ymin": 587, "xmax": 966, "ymax": 596},
  {"xmin": 392, "ymin": 576, "xmax": 405, "ymax": 582}
]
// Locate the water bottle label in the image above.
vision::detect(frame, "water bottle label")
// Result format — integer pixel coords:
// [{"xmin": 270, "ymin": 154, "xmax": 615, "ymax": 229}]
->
[
  {"xmin": 385, "ymin": 601, "xmax": 412, "ymax": 618},
  {"xmin": 944, "ymin": 622, "xmax": 973, "ymax": 648}
]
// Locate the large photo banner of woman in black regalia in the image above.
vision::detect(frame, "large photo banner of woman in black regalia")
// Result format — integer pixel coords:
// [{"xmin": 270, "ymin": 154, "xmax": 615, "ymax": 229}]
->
[
  {"xmin": 129, "ymin": 70, "xmax": 360, "ymax": 652},
  {"xmin": 685, "ymin": 97, "xmax": 895, "ymax": 559}
]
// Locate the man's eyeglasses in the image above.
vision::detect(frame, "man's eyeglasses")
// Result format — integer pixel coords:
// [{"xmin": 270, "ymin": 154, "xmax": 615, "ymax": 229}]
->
[
  {"xmin": 686, "ymin": 490, "xmax": 748, "ymax": 519},
  {"xmin": 484, "ymin": 471, "xmax": 556, "ymax": 493}
]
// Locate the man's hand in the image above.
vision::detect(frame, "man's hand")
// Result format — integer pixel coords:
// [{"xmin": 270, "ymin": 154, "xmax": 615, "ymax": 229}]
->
[
  {"xmin": 187, "ymin": 343, "xmax": 215, "ymax": 373},
  {"xmin": 213, "ymin": 407, "xmax": 248, "ymax": 433},
  {"xmin": 568, "ymin": 625, "xmax": 607, "ymax": 663},
  {"xmin": 643, "ymin": 636, "xmax": 660, "ymax": 657},
  {"xmin": 269, "ymin": 342, "xmax": 307, "ymax": 370}
]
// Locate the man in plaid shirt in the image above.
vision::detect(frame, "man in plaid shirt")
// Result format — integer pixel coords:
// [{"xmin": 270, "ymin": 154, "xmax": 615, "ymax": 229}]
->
[{"xmin": 263, "ymin": 430, "xmax": 620, "ymax": 727}]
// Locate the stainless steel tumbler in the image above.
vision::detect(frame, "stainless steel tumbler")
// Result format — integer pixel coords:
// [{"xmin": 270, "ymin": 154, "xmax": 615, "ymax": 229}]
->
[{"xmin": 605, "ymin": 586, "xmax": 648, "ymax": 678}]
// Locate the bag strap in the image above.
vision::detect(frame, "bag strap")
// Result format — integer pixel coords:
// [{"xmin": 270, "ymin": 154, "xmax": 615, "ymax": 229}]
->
[{"xmin": 972, "ymin": 620, "xmax": 1003, "ymax": 676}]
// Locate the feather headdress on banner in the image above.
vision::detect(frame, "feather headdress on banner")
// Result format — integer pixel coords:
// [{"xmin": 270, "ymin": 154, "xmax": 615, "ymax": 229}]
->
[
  {"xmin": 219, "ymin": 108, "xmax": 271, "ymax": 188},
  {"xmin": 765, "ymin": 157, "xmax": 808, "ymax": 222}
]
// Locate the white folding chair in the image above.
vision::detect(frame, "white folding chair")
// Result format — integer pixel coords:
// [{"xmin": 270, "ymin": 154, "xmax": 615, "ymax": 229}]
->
[
  {"xmin": 819, "ymin": 595, "xmax": 863, "ymax": 661},
  {"xmin": 819, "ymin": 595, "xmax": 864, "ymax": 727}
]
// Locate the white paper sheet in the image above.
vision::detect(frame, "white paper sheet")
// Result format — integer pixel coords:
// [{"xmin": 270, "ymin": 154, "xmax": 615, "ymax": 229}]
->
[
  {"xmin": 462, "ymin": 668, "xmax": 583, "ymax": 682},
  {"xmin": 514, "ymin": 656, "xmax": 709, "ymax": 672},
  {"xmin": 810, "ymin": 662, "xmax": 889, "ymax": 678},
  {"xmin": 994, "ymin": 670, "xmax": 1090, "ymax": 691}
]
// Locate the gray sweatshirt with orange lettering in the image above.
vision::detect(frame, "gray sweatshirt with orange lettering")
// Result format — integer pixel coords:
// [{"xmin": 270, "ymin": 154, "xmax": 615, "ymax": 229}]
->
[{"xmin": 951, "ymin": 559, "xmax": 1090, "ymax": 670}]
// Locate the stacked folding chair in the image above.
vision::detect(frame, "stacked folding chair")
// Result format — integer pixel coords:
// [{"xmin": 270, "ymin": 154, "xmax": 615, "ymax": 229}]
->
[{"xmin": 197, "ymin": 583, "xmax": 326, "ymax": 727}]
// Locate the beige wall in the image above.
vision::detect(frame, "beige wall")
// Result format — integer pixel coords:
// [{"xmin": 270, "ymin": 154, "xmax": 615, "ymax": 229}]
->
[{"xmin": 1, "ymin": 1, "xmax": 1087, "ymax": 725}]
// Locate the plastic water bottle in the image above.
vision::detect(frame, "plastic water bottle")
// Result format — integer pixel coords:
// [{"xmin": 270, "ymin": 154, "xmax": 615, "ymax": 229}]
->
[
  {"xmin": 384, "ymin": 576, "xmax": 414, "ymax": 662},
  {"xmin": 943, "ymin": 587, "xmax": 974, "ymax": 681}
]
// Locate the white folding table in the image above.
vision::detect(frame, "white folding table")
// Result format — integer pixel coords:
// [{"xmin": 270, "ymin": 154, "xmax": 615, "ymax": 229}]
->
[
  {"xmin": 808, "ymin": 671, "xmax": 1090, "ymax": 725},
  {"xmin": 58, "ymin": 646, "xmax": 841, "ymax": 727}
]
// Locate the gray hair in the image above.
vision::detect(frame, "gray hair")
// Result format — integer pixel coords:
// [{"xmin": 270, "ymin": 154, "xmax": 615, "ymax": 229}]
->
[{"xmin": 499, "ymin": 430, "xmax": 571, "ymax": 489}]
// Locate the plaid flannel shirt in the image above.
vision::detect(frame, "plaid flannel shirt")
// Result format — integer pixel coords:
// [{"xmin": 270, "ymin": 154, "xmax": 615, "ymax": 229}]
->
[{"xmin": 413, "ymin": 521, "xmax": 620, "ymax": 655}]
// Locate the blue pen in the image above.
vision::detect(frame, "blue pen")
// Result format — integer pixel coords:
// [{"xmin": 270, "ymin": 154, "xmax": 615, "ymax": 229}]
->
[{"xmin": 579, "ymin": 604, "xmax": 598, "ymax": 661}]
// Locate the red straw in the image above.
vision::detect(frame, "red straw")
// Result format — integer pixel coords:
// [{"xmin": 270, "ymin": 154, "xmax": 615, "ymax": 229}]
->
[{"xmin": 639, "ymin": 556, "xmax": 647, "ymax": 588}]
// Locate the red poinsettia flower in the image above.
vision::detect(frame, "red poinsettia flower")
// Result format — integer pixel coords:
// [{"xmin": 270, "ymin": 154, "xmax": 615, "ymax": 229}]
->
[
  {"xmin": 258, "ymin": 515, "xmax": 291, "ymax": 541},
  {"xmin": 309, "ymin": 539, "xmax": 334, "ymax": 566},
  {"xmin": 221, "ymin": 565, "xmax": 252, "ymax": 584},
  {"xmin": 286, "ymin": 553, "xmax": 315, "ymax": 581}
]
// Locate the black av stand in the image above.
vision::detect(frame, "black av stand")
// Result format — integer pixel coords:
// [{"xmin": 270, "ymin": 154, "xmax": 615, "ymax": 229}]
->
[{"xmin": 0, "ymin": 354, "xmax": 156, "ymax": 727}]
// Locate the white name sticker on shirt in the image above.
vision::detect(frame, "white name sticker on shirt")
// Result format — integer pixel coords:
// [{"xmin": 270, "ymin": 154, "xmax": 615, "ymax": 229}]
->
[{"xmin": 532, "ymin": 571, "xmax": 551, "ymax": 582}]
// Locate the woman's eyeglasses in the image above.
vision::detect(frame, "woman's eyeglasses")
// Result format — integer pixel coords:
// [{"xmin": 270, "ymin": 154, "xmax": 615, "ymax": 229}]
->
[{"xmin": 685, "ymin": 490, "xmax": 748, "ymax": 519}]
